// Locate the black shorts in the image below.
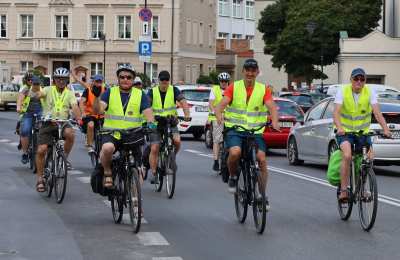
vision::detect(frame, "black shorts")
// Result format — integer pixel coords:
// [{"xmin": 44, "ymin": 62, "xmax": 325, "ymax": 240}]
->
[
  {"xmin": 38, "ymin": 122, "xmax": 72, "ymax": 146},
  {"xmin": 101, "ymin": 133, "xmax": 143, "ymax": 165},
  {"xmin": 81, "ymin": 116, "xmax": 104, "ymax": 134}
]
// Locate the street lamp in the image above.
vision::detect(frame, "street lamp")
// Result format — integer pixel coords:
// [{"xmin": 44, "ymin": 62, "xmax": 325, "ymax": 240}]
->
[
  {"xmin": 306, "ymin": 21, "xmax": 324, "ymax": 87},
  {"xmin": 99, "ymin": 32, "xmax": 106, "ymax": 81}
]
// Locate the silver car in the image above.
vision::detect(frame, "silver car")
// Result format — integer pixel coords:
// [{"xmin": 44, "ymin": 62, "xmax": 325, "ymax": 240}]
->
[{"xmin": 287, "ymin": 97, "xmax": 400, "ymax": 166}]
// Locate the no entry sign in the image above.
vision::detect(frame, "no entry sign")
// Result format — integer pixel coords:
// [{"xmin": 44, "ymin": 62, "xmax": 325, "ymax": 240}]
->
[{"xmin": 139, "ymin": 8, "xmax": 152, "ymax": 22}]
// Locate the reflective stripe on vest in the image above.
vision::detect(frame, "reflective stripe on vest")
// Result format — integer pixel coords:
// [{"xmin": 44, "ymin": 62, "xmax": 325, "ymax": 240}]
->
[
  {"xmin": 340, "ymin": 84, "xmax": 372, "ymax": 134},
  {"xmin": 152, "ymin": 85, "xmax": 177, "ymax": 117},
  {"xmin": 224, "ymin": 80, "xmax": 267, "ymax": 134},
  {"xmin": 84, "ymin": 84, "xmax": 105, "ymax": 118},
  {"xmin": 208, "ymin": 85, "xmax": 223, "ymax": 121},
  {"xmin": 103, "ymin": 86, "xmax": 142, "ymax": 130},
  {"xmin": 51, "ymin": 86, "xmax": 69, "ymax": 113}
]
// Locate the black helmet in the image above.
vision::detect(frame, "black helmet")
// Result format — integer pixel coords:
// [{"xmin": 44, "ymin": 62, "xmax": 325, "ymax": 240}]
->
[{"xmin": 158, "ymin": 70, "xmax": 170, "ymax": 81}]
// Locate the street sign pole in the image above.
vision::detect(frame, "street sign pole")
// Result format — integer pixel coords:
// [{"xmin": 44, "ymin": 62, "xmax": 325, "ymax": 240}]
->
[
  {"xmin": 143, "ymin": 0, "xmax": 147, "ymax": 80},
  {"xmin": 139, "ymin": 0, "xmax": 152, "ymax": 86}
]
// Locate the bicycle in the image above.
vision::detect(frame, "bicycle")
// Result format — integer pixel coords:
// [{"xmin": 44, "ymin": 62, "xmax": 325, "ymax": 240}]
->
[
  {"xmin": 226, "ymin": 124, "xmax": 269, "ymax": 234},
  {"xmin": 100, "ymin": 127, "xmax": 144, "ymax": 233},
  {"xmin": 27, "ymin": 113, "xmax": 41, "ymax": 173},
  {"xmin": 153, "ymin": 115, "xmax": 180, "ymax": 199},
  {"xmin": 42, "ymin": 118, "xmax": 76, "ymax": 204},
  {"xmin": 336, "ymin": 131, "xmax": 389, "ymax": 231},
  {"xmin": 87, "ymin": 117, "xmax": 104, "ymax": 168},
  {"xmin": 218, "ymin": 132, "xmax": 229, "ymax": 183}
]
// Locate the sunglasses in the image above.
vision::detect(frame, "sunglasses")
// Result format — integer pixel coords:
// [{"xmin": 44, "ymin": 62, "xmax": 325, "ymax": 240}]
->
[
  {"xmin": 352, "ymin": 76, "xmax": 365, "ymax": 82},
  {"xmin": 119, "ymin": 75, "xmax": 133, "ymax": 80},
  {"xmin": 94, "ymin": 80, "xmax": 103, "ymax": 83},
  {"xmin": 220, "ymin": 80, "xmax": 229, "ymax": 83},
  {"xmin": 159, "ymin": 78, "xmax": 169, "ymax": 82}
]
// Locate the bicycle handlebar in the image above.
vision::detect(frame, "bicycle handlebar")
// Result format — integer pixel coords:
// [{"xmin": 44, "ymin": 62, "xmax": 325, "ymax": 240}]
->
[
  {"xmin": 334, "ymin": 129, "xmax": 392, "ymax": 139},
  {"xmin": 223, "ymin": 122, "xmax": 272, "ymax": 135}
]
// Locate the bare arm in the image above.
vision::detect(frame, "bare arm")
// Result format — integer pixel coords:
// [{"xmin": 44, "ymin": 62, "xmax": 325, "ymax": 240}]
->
[
  {"xmin": 215, "ymin": 96, "xmax": 231, "ymax": 125},
  {"xmin": 93, "ymin": 97, "xmax": 107, "ymax": 115},
  {"xmin": 209, "ymin": 98, "xmax": 215, "ymax": 112},
  {"xmin": 79, "ymin": 97, "xmax": 87, "ymax": 118},
  {"xmin": 333, "ymin": 104, "xmax": 345, "ymax": 135},
  {"xmin": 178, "ymin": 98, "xmax": 191, "ymax": 119},
  {"xmin": 264, "ymin": 99, "xmax": 280, "ymax": 131},
  {"xmin": 71, "ymin": 70, "xmax": 91, "ymax": 89},
  {"xmin": 142, "ymin": 108, "xmax": 155, "ymax": 123},
  {"xmin": 16, "ymin": 92, "xmax": 25, "ymax": 113},
  {"xmin": 372, "ymin": 103, "xmax": 391, "ymax": 136},
  {"xmin": 71, "ymin": 104, "xmax": 82, "ymax": 121}
]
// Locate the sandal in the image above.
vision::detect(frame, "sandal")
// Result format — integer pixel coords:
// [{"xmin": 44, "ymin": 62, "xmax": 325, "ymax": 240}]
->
[
  {"xmin": 36, "ymin": 177, "xmax": 45, "ymax": 193},
  {"xmin": 338, "ymin": 189, "xmax": 349, "ymax": 203},
  {"xmin": 103, "ymin": 171, "xmax": 113, "ymax": 189}
]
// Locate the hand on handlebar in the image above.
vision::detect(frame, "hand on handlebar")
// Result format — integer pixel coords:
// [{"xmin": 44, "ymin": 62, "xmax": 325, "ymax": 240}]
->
[
  {"xmin": 336, "ymin": 127, "xmax": 345, "ymax": 136},
  {"xmin": 383, "ymin": 128, "xmax": 392, "ymax": 138},
  {"xmin": 271, "ymin": 121, "xmax": 281, "ymax": 132}
]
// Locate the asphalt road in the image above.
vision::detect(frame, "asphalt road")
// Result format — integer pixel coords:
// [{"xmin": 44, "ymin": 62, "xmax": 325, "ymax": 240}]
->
[{"xmin": 1, "ymin": 111, "xmax": 400, "ymax": 260}]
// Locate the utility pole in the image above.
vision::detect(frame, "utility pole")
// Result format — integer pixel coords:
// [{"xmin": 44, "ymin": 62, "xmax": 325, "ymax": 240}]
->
[
  {"xmin": 143, "ymin": 0, "xmax": 147, "ymax": 80},
  {"xmin": 100, "ymin": 32, "xmax": 106, "ymax": 81}
]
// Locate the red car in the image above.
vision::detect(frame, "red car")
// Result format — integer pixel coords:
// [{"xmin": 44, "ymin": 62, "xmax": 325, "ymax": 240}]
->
[{"xmin": 263, "ymin": 98, "xmax": 304, "ymax": 149}]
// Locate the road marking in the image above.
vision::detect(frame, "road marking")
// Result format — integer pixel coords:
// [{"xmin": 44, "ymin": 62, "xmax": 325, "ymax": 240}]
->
[
  {"xmin": 76, "ymin": 177, "xmax": 90, "ymax": 184},
  {"xmin": 0, "ymin": 139, "xmax": 11, "ymax": 143},
  {"xmin": 69, "ymin": 170, "xmax": 85, "ymax": 175},
  {"xmin": 268, "ymin": 166, "xmax": 400, "ymax": 208},
  {"xmin": 137, "ymin": 232, "xmax": 169, "ymax": 246},
  {"xmin": 198, "ymin": 153, "xmax": 213, "ymax": 158},
  {"xmin": 153, "ymin": 257, "xmax": 183, "ymax": 260},
  {"xmin": 8, "ymin": 142, "xmax": 19, "ymax": 146}
]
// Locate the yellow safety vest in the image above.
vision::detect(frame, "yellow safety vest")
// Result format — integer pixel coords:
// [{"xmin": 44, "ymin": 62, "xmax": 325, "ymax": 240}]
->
[
  {"xmin": 21, "ymin": 86, "xmax": 45, "ymax": 113},
  {"xmin": 103, "ymin": 86, "xmax": 143, "ymax": 130},
  {"xmin": 224, "ymin": 80, "xmax": 268, "ymax": 134},
  {"xmin": 152, "ymin": 85, "xmax": 177, "ymax": 117},
  {"xmin": 340, "ymin": 84, "xmax": 372, "ymax": 134},
  {"xmin": 208, "ymin": 85, "xmax": 223, "ymax": 122}
]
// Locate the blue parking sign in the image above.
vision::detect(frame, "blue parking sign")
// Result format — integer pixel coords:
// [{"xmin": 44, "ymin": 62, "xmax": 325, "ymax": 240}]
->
[{"xmin": 139, "ymin": 41, "xmax": 152, "ymax": 56}]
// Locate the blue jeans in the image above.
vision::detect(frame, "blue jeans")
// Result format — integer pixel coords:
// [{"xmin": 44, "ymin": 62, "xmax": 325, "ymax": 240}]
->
[
  {"xmin": 20, "ymin": 112, "xmax": 41, "ymax": 137},
  {"xmin": 225, "ymin": 129, "xmax": 266, "ymax": 153},
  {"xmin": 336, "ymin": 134, "xmax": 372, "ymax": 151}
]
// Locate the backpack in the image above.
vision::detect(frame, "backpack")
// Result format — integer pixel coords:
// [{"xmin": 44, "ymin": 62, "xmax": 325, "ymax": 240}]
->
[{"xmin": 90, "ymin": 164, "xmax": 108, "ymax": 196}]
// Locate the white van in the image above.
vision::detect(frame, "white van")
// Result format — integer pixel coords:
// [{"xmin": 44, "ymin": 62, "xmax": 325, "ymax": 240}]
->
[{"xmin": 327, "ymin": 84, "xmax": 400, "ymax": 96}]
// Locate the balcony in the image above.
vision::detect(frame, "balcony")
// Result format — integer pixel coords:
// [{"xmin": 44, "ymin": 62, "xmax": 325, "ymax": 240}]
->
[{"xmin": 32, "ymin": 38, "xmax": 86, "ymax": 54}]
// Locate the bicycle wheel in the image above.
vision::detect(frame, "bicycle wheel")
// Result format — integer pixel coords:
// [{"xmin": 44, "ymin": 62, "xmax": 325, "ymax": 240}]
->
[
  {"xmin": 252, "ymin": 171, "xmax": 267, "ymax": 234},
  {"xmin": 165, "ymin": 151, "xmax": 176, "ymax": 199},
  {"xmin": 89, "ymin": 151, "xmax": 97, "ymax": 168},
  {"xmin": 127, "ymin": 168, "xmax": 142, "ymax": 233},
  {"xmin": 54, "ymin": 151, "xmax": 68, "ymax": 204},
  {"xmin": 358, "ymin": 167, "xmax": 378, "ymax": 231},
  {"xmin": 31, "ymin": 133, "xmax": 38, "ymax": 173},
  {"xmin": 337, "ymin": 185, "xmax": 353, "ymax": 220},
  {"xmin": 111, "ymin": 172, "xmax": 124, "ymax": 224},
  {"xmin": 44, "ymin": 152, "xmax": 54, "ymax": 198},
  {"xmin": 234, "ymin": 167, "xmax": 248, "ymax": 223}
]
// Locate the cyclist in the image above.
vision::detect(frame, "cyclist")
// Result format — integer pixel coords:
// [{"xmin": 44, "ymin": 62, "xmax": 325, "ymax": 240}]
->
[
  {"xmin": 35, "ymin": 67, "xmax": 82, "ymax": 192},
  {"xmin": 133, "ymin": 77, "xmax": 143, "ymax": 89},
  {"xmin": 16, "ymin": 74, "xmax": 44, "ymax": 164},
  {"xmin": 93, "ymin": 64, "xmax": 155, "ymax": 188},
  {"xmin": 72, "ymin": 72, "xmax": 106, "ymax": 153},
  {"xmin": 333, "ymin": 68, "xmax": 391, "ymax": 203},
  {"xmin": 208, "ymin": 72, "xmax": 230, "ymax": 171},
  {"xmin": 147, "ymin": 70, "xmax": 191, "ymax": 184},
  {"xmin": 215, "ymin": 59, "xmax": 280, "ymax": 207},
  {"xmin": 16, "ymin": 72, "xmax": 33, "ymax": 152}
]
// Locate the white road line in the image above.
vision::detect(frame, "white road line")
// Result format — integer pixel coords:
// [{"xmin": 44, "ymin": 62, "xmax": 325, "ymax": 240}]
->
[
  {"xmin": 153, "ymin": 257, "xmax": 183, "ymax": 260},
  {"xmin": 8, "ymin": 142, "xmax": 19, "ymax": 146},
  {"xmin": 69, "ymin": 170, "xmax": 85, "ymax": 175},
  {"xmin": 198, "ymin": 153, "xmax": 213, "ymax": 158},
  {"xmin": 137, "ymin": 232, "xmax": 169, "ymax": 246},
  {"xmin": 0, "ymin": 139, "xmax": 11, "ymax": 143},
  {"xmin": 76, "ymin": 177, "xmax": 91, "ymax": 184}
]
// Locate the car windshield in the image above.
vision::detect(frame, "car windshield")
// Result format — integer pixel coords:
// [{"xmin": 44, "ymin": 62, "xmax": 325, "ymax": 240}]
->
[
  {"xmin": 281, "ymin": 94, "xmax": 313, "ymax": 106},
  {"xmin": 310, "ymin": 93, "xmax": 328, "ymax": 103},
  {"xmin": 380, "ymin": 103, "xmax": 400, "ymax": 112},
  {"xmin": 181, "ymin": 89, "xmax": 210, "ymax": 102},
  {"xmin": 1, "ymin": 84, "xmax": 19, "ymax": 92},
  {"xmin": 72, "ymin": 84, "xmax": 85, "ymax": 92},
  {"xmin": 275, "ymin": 100, "xmax": 304, "ymax": 121}
]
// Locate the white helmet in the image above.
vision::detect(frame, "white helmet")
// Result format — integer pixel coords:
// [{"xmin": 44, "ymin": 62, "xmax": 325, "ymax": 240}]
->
[
  {"xmin": 53, "ymin": 67, "xmax": 70, "ymax": 78},
  {"xmin": 116, "ymin": 63, "xmax": 136, "ymax": 76},
  {"xmin": 218, "ymin": 72, "xmax": 231, "ymax": 82}
]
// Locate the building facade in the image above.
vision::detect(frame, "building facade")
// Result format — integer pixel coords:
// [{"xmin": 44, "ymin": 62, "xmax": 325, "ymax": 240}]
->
[{"xmin": 0, "ymin": 0, "xmax": 216, "ymax": 85}]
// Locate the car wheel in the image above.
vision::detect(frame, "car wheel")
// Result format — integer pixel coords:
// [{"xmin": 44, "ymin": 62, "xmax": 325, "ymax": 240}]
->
[
  {"xmin": 287, "ymin": 137, "xmax": 303, "ymax": 165},
  {"xmin": 205, "ymin": 128, "xmax": 212, "ymax": 149},
  {"xmin": 328, "ymin": 141, "xmax": 339, "ymax": 160},
  {"xmin": 193, "ymin": 131, "xmax": 203, "ymax": 140}
]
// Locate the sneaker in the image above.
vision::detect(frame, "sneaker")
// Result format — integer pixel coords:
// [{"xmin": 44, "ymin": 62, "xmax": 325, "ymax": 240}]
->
[
  {"xmin": 87, "ymin": 146, "xmax": 95, "ymax": 154},
  {"xmin": 66, "ymin": 161, "xmax": 72, "ymax": 170},
  {"xmin": 150, "ymin": 175, "xmax": 159, "ymax": 184},
  {"xmin": 228, "ymin": 176, "xmax": 237, "ymax": 194},
  {"xmin": 21, "ymin": 153, "xmax": 29, "ymax": 164},
  {"xmin": 212, "ymin": 160, "xmax": 220, "ymax": 171}
]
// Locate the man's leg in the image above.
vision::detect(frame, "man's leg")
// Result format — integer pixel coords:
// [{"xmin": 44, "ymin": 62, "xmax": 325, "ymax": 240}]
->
[
  {"xmin": 149, "ymin": 143, "xmax": 160, "ymax": 183},
  {"xmin": 339, "ymin": 141, "xmax": 352, "ymax": 200},
  {"xmin": 100, "ymin": 142, "xmax": 116, "ymax": 188},
  {"xmin": 173, "ymin": 135, "xmax": 181, "ymax": 154},
  {"xmin": 63, "ymin": 127, "xmax": 75, "ymax": 157},
  {"xmin": 212, "ymin": 121, "xmax": 223, "ymax": 171},
  {"xmin": 20, "ymin": 116, "xmax": 32, "ymax": 164},
  {"xmin": 86, "ymin": 120, "xmax": 95, "ymax": 148},
  {"xmin": 35, "ymin": 143, "xmax": 48, "ymax": 192},
  {"xmin": 227, "ymin": 146, "xmax": 241, "ymax": 193}
]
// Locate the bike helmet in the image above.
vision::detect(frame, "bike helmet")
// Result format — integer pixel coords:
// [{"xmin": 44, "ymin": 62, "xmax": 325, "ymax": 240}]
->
[
  {"xmin": 218, "ymin": 72, "xmax": 231, "ymax": 82},
  {"xmin": 116, "ymin": 64, "xmax": 136, "ymax": 77},
  {"xmin": 24, "ymin": 71, "xmax": 33, "ymax": 81},
  {"xmin": 53, "ymin": 67, "xmax": 70, "ymax": 78}
]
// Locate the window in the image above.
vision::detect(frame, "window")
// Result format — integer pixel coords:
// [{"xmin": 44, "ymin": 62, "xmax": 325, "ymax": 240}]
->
[
  {"xmin": 185, "ymin": 65, "xmax": 191, "ymax": 83},
  {"xmin": 118, "ymin": 16, "xmax": 131, "ymax": 39},
  {"xmin": 275, "ymin": 100, "xmax": 304, "ymax": 122},
  {"xmin": 208, "ymin": 25, "xmax": 214, "ymax": 47},
  {"xmin": 20, "ymin": 61, "xmax": 33, "ymax": 73},
  {"xmin": 90, "ymin": 63, "xmax": 103, "ymax": 76},
  {"xmin": 186, "ymin": 19, "xmax": 191, "ymax": 44},
  {"xmin": 322, "ymin": 101, "xmax": 334, "ymax": 119},
  {"xmin": 145, "ymin": 63, "xmax": 158, "ymax": 84},
  {"xmin": 191, "ymin": 64, "xmax": 198, "ymax": 84},
  {"xmin": 246, "ymin": 35, "xmax": 254, "ymax": 49},
  {"xmin": 0, "ymin": 15, "xmax": 6, "ymax": 38},
  {"xmin": 152, "ymin": 16, "xmax": 159, "ymax": 40},
  {"xmin": 181, "ymin": 89, "xmax": 211, "ymax": 102},
  {"xmin": 218, "ymin": 0, "xmax": 230, "ymax": 16},
  {"xmin": 192, "ymin": 22, "xmax": 198, "ymax": 44},
  {"xmin": 199, "ymin": 22, "xmax": 204, "ymax": 45},
  {"xmin": 56, "ymin": 15, "xmax": 68, "ymax": 38},
  {"xmin": 21, "ymin": 15, "xmax": 33, "ymax": 38},
  {"xmin": 306, "ymin": 100, "xmax": 327, "ymax": 122},
  {"xmin": 232, "ymin": 33, "xmax": 242, "ymax": 39},
  {"xmin": 0, "ymin": 60, "xmax": 6, "ymax": 64},
  {"xmin": 232, "ymin": 0, "xmax": 242, "ymax": 18},
  {"xmin": 91, "ymin": 15, "xmax": 104, "ymax": 39},
  {"xmin": 218, "ymin": 32, "xmax": 229, "ymax": 39},
  {"xmin": 245, "ymin": 1, "xmax": 255, "ymax": 19}
]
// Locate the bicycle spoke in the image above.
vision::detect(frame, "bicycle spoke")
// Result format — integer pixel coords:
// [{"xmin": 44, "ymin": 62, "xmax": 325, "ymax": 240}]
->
[{"xmin": 358, "ymin": 167, "xmax": 378, "ymax": 231}]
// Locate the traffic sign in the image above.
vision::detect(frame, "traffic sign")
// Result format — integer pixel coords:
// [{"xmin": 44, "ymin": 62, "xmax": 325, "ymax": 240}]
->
[
  {"xmin": 142, "ymin": 21, "xmax": 149, "ymax": 35},
  {"xmin": 139, "ymin": 35, "xmax": 152, "ymax": 62},
  {"xmin": 139, "ymin": 8, "xmax": 152, "ymax": 22}
]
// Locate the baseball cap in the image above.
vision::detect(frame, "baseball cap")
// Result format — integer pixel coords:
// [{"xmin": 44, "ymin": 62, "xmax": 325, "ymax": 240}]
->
[
  {"xmin": 133, "ymin": 76, "xmax": 142, "ymax": 85},
  {"xmin": 158, "ymin": 70, "xmax": 170, "ymax": 81},
  {"xmin": 351, "ymin": 68, "xmax": 366, "ymax": 78},
  {"xmin": 92, "ymin": 74, "xmax": 104, "ymax": 81},
  {"xmin": 243, "ymin": 58, "xmax": 259, "ymax": 69},
  {"xmin": 31, "ymin": 75, "xmax": 41, "ymax": 85}
]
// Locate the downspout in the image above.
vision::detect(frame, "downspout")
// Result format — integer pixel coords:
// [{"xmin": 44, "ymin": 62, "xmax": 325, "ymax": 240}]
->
[
  {"xmin": 170, "ymin": 0, "xmax": 175, "ymax": 83},
  {"xmin": 383, "ymin": 0, "xmax": 386, "ymax": 34}
]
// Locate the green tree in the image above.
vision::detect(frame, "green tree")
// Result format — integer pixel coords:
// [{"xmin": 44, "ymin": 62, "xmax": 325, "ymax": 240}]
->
[
  {"xmin": 258, "ymin": 0, "xmax": 382, "ymax": 82},
  {"xmin": 196, "ymin": 70, "xmax": 219, "ymax": 85}
]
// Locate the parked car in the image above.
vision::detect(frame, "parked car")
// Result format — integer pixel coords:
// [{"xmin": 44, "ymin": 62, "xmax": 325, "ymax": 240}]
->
[
  {"xmin": 279, "ymin": 92, "xmax": 314, "ymax": 112},
  {"xmin": 0, "ymin": 83, "xmax": 19, "ymax": 110},
  {"xmin": 287, "ymin": 97, "xmax": 400, "ymax": 166},
  {"xmin": 377, "ymin": 91, "xmax": 400, "ymax": 100},
  {"xmin": 69, "ymin": 83, "xmax": 86, "ymax": 102},
  {"xmin": 327, "ymin": 84, "xmax": 400, "ymax": 96},
  {"xmin": 176, "ymin": 84, "xmax": 211, "ymax": 139},
  {"xmin": 263, "ymin": 98, "xmax": 304, "ymax": 149},
  {"xmin": 309, "ymin": 93, "xmax": 329, "ymax": 104}
]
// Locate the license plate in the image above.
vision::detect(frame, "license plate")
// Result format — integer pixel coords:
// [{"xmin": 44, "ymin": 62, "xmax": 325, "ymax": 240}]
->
[
  {"xmin": 195, "ymin": 106, "xmax": 208, "ymax": 112},
  {"xmin": 279, "ymin": 121, "xmax": 293, "ymax": 128},
  {"xmin": 391, "ymin": 130, "xmax": 400, "ymax": 139}
]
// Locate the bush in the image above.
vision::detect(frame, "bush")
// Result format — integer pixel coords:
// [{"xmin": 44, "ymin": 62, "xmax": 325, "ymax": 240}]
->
[{"xmin": 196, "ymin": 70, "xmax": 219, "ymax": 85}]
